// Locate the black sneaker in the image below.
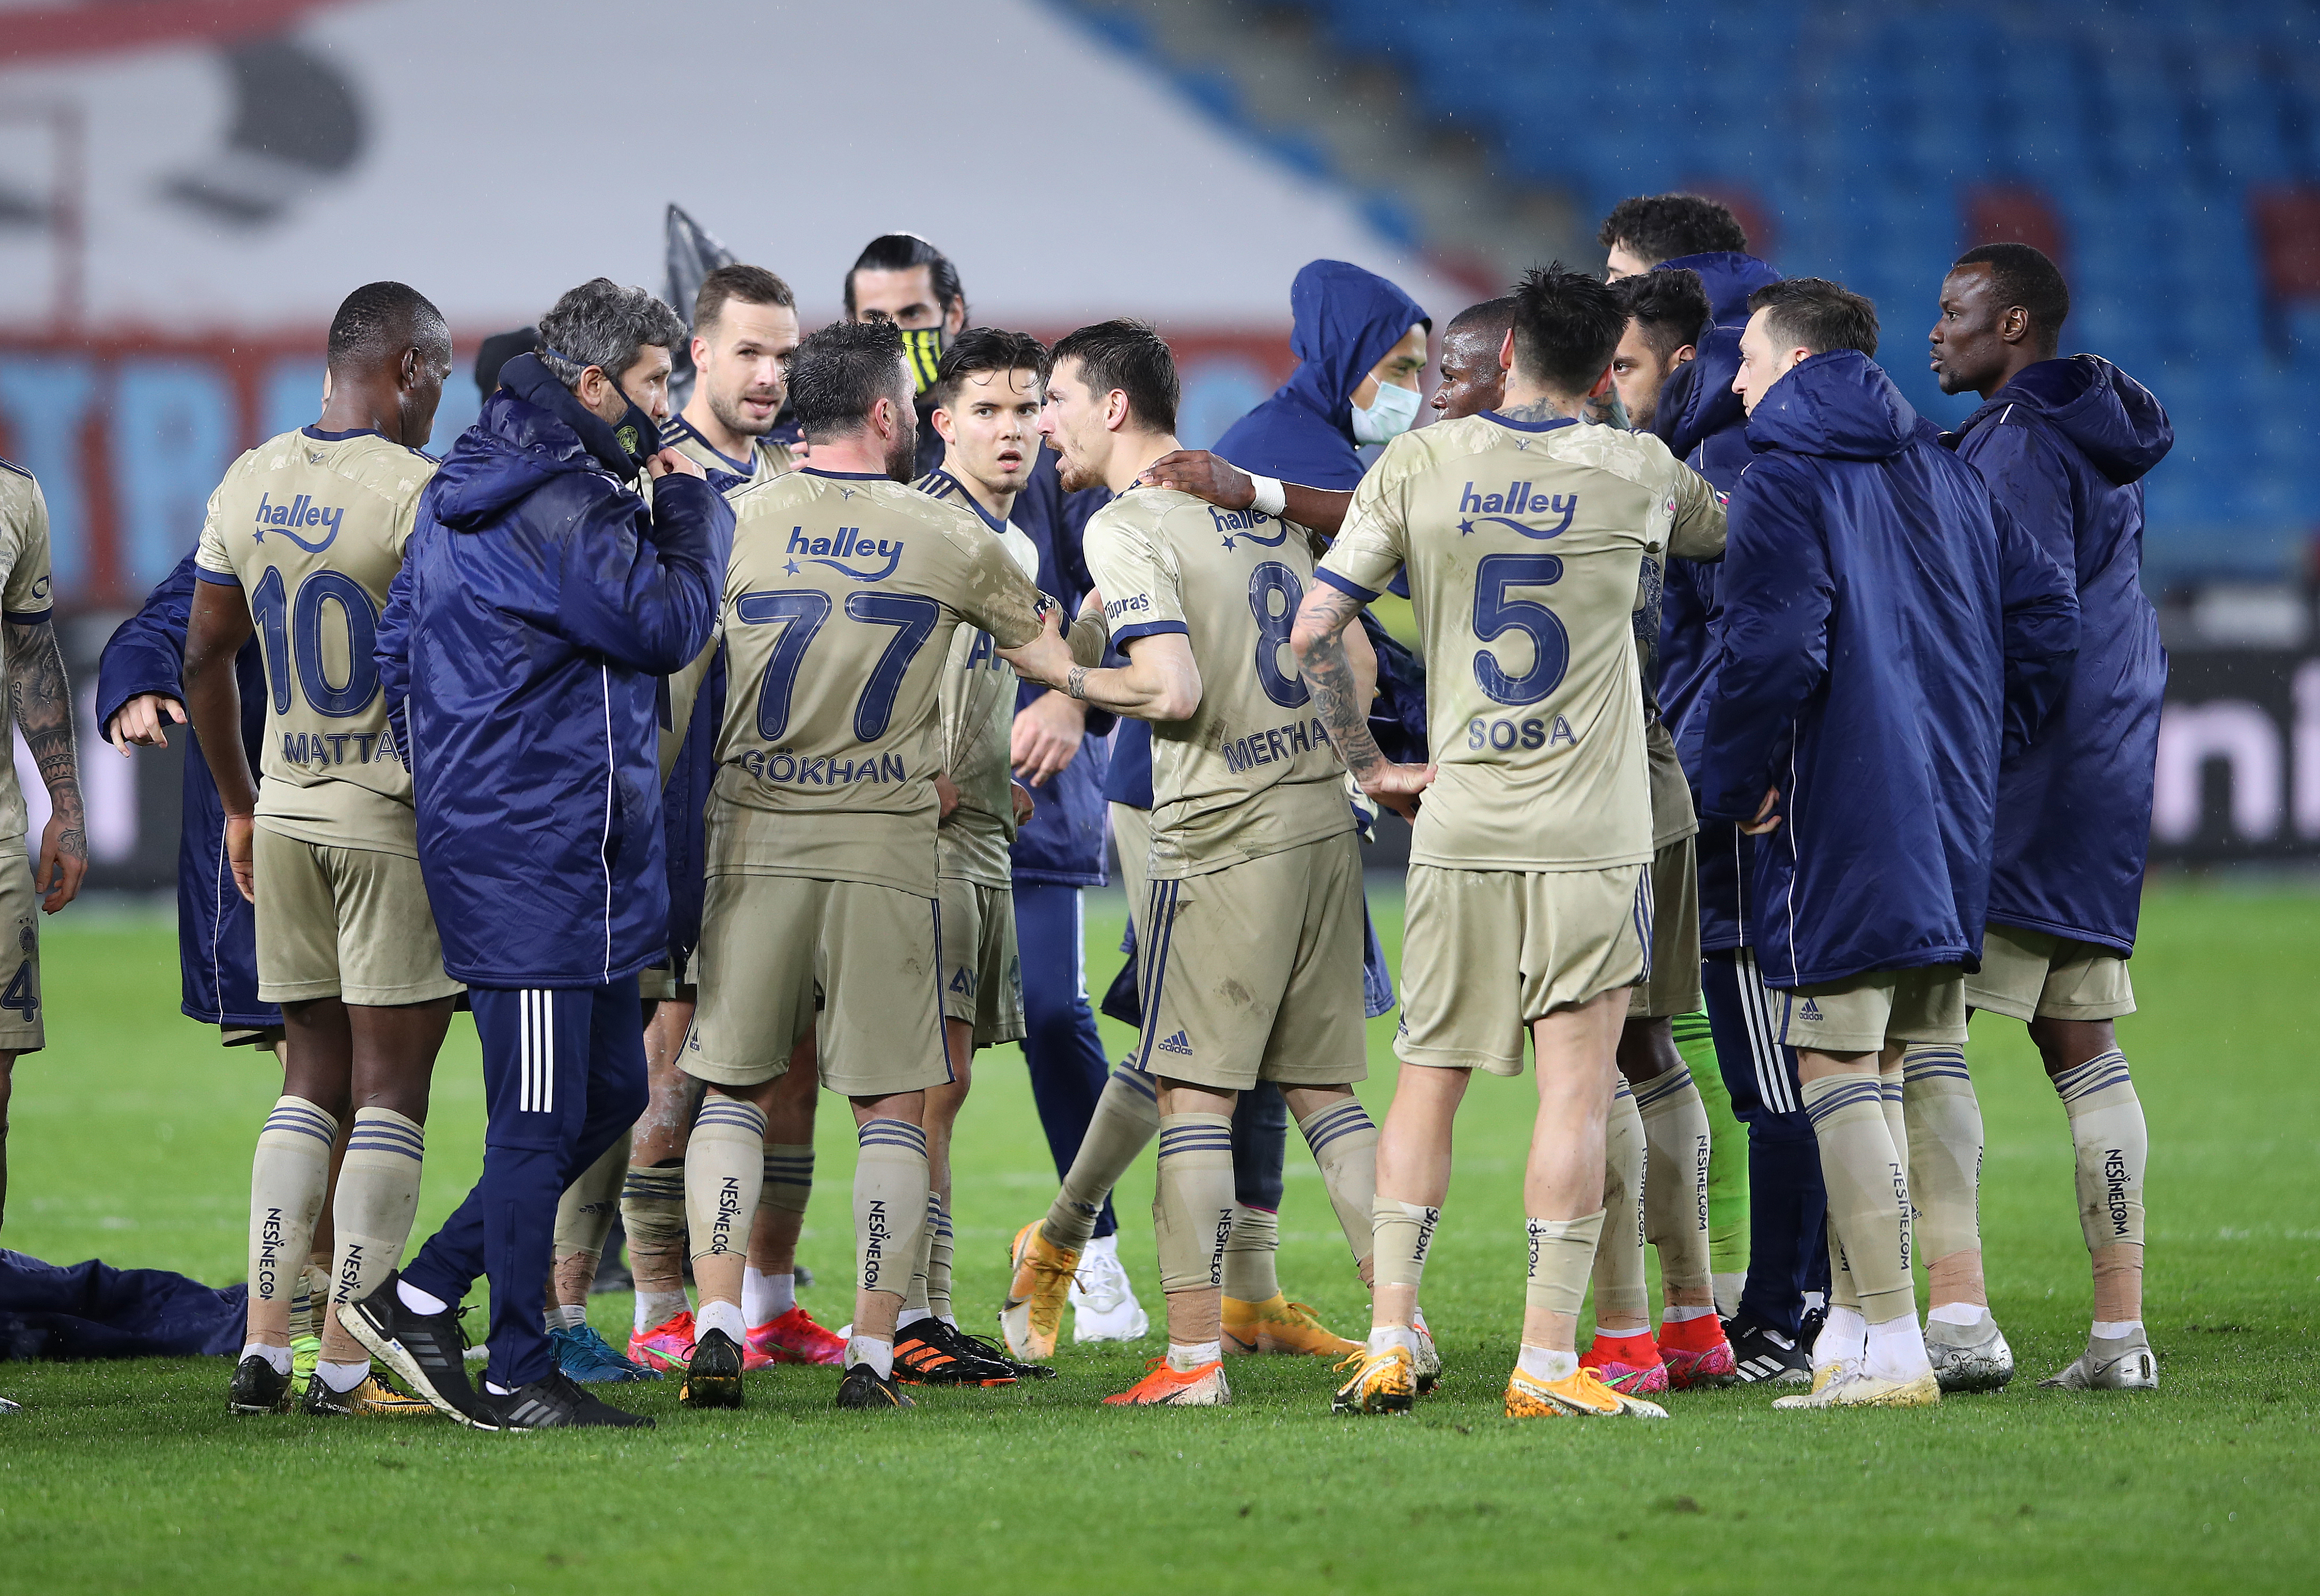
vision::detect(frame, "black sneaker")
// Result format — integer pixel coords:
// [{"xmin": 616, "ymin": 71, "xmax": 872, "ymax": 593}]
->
[
  {"xmin": 228, "ymin": 1353, "xmax": 292, "ymax": 1415},
  {"xmin": 300, "ymin": 1367, "xmax": 436, "ymax": 1418},
  {"xmin": 937, "ymin": 1321, "xmax": 1052, "ymax": 1382},
  {"xmin": 894, "ymin": 1318, "xmax": 1012, "ymax": 1386},
  {"xmin": 488, "ymin": 1371, "xmax": 655, "ymax": 1430},
  {"xmin": 835, "ymin": 1362, "xmax": 914, "ymax": 1409},
  {"xmin": 1724, "ymin": 1313, "xmax": 1812, "ymax": 1385},
  {"xmin": 679, "ymin": 1326, "xmax": 745, "ymax": 1409},
  {"xmin": 1797, "ymin": 1304, "xmax": 1828, "ymax": 1359},
  {"xmin": 343, "ymin": 1269, "xmax": 497, "ymax": 1429}
]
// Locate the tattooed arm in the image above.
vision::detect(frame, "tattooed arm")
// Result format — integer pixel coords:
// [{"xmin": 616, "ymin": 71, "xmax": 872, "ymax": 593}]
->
[
  {"xmin": 1581, "ymin": 380, "xmax": 1631, "ymax": 429},
  {"xmin": 5, "ymin": 617, "xmax": 87, "ymax": 912},
  {"xmin": 1289, "ymin": 582, "xmax": 1433, "ymax": 820}
]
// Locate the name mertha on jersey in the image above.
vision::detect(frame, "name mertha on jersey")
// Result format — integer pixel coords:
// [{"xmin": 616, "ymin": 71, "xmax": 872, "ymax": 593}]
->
[
  {"xmin": 1457, "ymin": 480, "xmax": 1576, "ymax": 536},
  {"xmin": 252, "ymin": 492, "xmax": 346, "ymax": 551},
  {"xmin": 785, "ymin": 525, "xmax": 901, "ymax": 582},
  {"xmin": 1221, "ymin": 716, "xmax": 1334, "ymax": 774}
]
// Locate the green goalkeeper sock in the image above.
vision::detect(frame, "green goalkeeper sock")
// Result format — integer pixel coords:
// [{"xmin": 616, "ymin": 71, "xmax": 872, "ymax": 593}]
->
[{"xmin": 1673, "ymin": 1009, "xmax": 1750, "ymax": 1306}]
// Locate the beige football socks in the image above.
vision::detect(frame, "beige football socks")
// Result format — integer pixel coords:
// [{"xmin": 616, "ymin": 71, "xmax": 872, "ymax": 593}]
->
[
  {"xmin": 1043, "ymin": 1064, "xmax": 1160, "ymax": 1252},
  {"xmin": 854, "ymin": 1117, "xmax": 930, "ymax": 1302},
  {"xmin": 1802, "ymin": 1073, "xmax": 1915, "ymax": 1325},
  {"xmin": 685, "ymin": 1095, "xmax": 768, "ymax": 1313},
  {"xmin": 761, "ymin": 1142, "xmax": 814, "ymax": 1217},
  {"xmin": 551, "ymin": 1130, "xmax": 627, "ymax": 1322},
  {"xmin": 1633, "ymin": 1064, "xmax": 1714, "ymax": 1302},
  {"xmin": 1221, "ymin": 1204, "xmax": 1280, "ymax": 1302},
  {"xmin": 1592, "ymin": 1080, "xmax": 1649, "ymax": 1330},
  {"xmin": 2053, "ymin": 1050, "xmax": 2147, "ymax": 1323},
  {"xmin": 1525, "ymin": 1209, "xmax": 1606, "ymax": 1319},
  {"xmin": 319, "ymin": 1107, "xmax": 425, "ymax": 1372},
  {"xmin": 1153, "ymin": 1113, "xmax": 1235, "ymax": 1297},
  {"xmin": 1371, "ymin": 1194, "xmax": 1440, "ymax": 1301},
  {"xmin": 1902, "ymin": 1044, "xmax": 1986, "ymax": 1305},
  {"xmin": 1295, "ymin": 1096, "xmax": 1379, "ymax": 1270},
  {"xmin": 621, "ymin": 1159, "xmax": 688, "ymax": 1332},
  {"xmin": 244, "ymin": 1096, "xmax": 337, "ymax": 1350}
]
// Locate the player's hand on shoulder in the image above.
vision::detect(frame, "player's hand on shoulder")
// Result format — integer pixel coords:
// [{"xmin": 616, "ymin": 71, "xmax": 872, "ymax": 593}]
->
[
  {"xmin": 935, "ymin": 770, "xmax": 961, "ymax": 822},
  {"xmin": 1360, "ymin": 760, "xmax": 1437, "ymax": 823},
  {"xmin": 106, "ymin": 692, "xmax": 185, "ymax": 754},
  {"xmin": 1137, "ymin": 450, "xmax": 1254, "ymax": 510},
  {"xmin": 648, "ymin": 447, "xmax": 706, "ymax": 481}
]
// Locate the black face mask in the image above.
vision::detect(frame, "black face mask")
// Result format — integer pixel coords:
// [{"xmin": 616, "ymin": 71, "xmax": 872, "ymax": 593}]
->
[
  {"xmin": 602, "ymin": 381, "xmax": 660, "ymax": 470},
  {"xmin": 899, "ymin": 327, "xmax": 946, "ymax": 397}
]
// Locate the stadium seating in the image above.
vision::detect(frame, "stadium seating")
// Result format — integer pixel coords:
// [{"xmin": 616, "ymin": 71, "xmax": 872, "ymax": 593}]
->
[{"xmin": 1268, "ymin": 0, "xmax": 2319, "ymax": 582}]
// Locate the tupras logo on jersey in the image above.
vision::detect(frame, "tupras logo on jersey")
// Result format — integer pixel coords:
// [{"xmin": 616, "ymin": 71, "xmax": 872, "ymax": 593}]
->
[
  {"xmin": 1457, "ymin": 481, "xmax": 1575, "ymax": 539},
  {"xmin": 1211, "ymin": 505, "xmax": 1288, "ymax": 551},
  {"xmin": 1104, "ymin": 593, "xmax": 1152, "ymax": 621},
  {"xmin": 785, "ymin": 526, "xmax": 901, "ymax": 582},
  {"xmin": 252, "ymin": 492, "xmax": 345, "ymax": 554}
]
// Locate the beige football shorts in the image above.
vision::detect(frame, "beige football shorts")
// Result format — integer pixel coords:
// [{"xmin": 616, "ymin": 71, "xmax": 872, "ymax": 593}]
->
[
  {"xmin": 683, "ymin": 872, "xmax": 949, "ymax": 1097},
  {"xmin": 0, "ymin": 842, "xmax": 43, "ymax": 1053},
  {"xmin": 1962, "ymin": 924, "xmax": 2134, "ymax": 1023},
  {"xmin": 1773, "ymin": 965, "xmax": 1968, "ymax": 1054},
  {"xmin": 1396, "ymin": 862, "xmax": 1649, "ymax": 1075},
  {"xmin": 937, "ymin": 876, "xmax": 1025, "ymax": 1049},
  {"xmin": 252, "ymin": 826, "xmax": 462, "ymax": 1006},
  {"xmin": 1132, "ymin": 832, "xmax": 1367, "ymax": 1094},
  {"xmin": 1627, "ymin": 835, "xmax": 1702, "ymax": 1020}
]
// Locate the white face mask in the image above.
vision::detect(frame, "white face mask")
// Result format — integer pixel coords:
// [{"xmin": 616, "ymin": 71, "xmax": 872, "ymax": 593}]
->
[{"xmin": 1351, "ymin": 378, "xmax": 1422, "ymax": 444}]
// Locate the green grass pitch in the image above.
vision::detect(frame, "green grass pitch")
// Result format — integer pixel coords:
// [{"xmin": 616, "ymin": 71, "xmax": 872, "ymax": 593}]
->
[{"xmin": 1, "ymin": 883, "xmax": 2312, "ymax": 1593}]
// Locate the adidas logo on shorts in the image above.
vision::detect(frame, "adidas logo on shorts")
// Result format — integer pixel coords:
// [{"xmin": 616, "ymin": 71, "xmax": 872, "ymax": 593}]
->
[
  {"xmin": 1156, "ymin": 1030, "xmax": 1194, "ymax": 1056},
  {"xmin": 1798, "ymin": 999, "xmax": 1823, "ymax": 1021}
]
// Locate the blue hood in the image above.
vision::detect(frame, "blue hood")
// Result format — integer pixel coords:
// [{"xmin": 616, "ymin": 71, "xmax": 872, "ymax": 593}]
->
[
  {"xmin": 1211, "ymin": 259, "xmax": 1427, "ymax": 489},
  {"xmin": 430, "ymin": 352, "xmax": 636, "ymax": 530},
  {"xmin": 1651, "ymin": 251, "xmax": 1781, "ymax": 470},
  {"xmin": 1745, "ymin": 350, "xmax": 1920, "ymax": 462},
  {"xmin": 1963, "ymin": 355, "xmax": 2172, "ymax": 487}
]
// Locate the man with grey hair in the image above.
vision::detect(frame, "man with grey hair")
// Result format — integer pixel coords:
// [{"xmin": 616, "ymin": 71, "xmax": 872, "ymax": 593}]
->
[{"xmin": 343, "ymin": 278, "xmax": 734, "ymax": 1431}]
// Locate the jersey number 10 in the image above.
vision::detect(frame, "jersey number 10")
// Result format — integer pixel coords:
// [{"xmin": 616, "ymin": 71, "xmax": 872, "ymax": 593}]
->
[{"xmin": 250, "ymin": 566, "xmax": 381, "ymax": 717}]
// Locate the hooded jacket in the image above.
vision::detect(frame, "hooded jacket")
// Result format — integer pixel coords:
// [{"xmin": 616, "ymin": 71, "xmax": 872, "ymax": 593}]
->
[
  {"xmin": 1948, "ymin": 355, "xmax": 2170, "ymax": 955},
  {"xmin": 1649, "ymin": 251, "xmax": 1783, "ymax": 952},
  {"xmin": 96, "ymin": 550, "xmax": 278, "ymax": 1030},
  {"xmin": 378, "ymin": 354, "xmax": 733, "ymax": 988},
  {"xmin": 1700, "ymin": 351, "xmax": 2078, "ymax": 988}
]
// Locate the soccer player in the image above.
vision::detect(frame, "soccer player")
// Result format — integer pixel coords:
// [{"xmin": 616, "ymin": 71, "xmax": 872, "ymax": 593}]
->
[
  {"xmin": 674, "ymin": 319, "xmax": 1099, "ymax": 1411},
  {"xmin": 178, "ymin": 284, "xmax": 459, "ymax": 1421},
  {"xmin": 1705, "ymin": 277, "xmax": 2076, "ymax": 1410},
  {"xmin": 888, "ymin": 328, "xmax": 1067, "ymax": 1385},
  {"xmin": 1003, "ymin": 319, "xmax": 1380, "ymax": 1408},
  {"xmin": 347, "ymin": 279, "xmax": 732, "ymax": 1431},
  {"xmin": 1299, "ymin": 267, "xmax": 1723, "ymax": 1421},
  {"xmin": 0, "ymin": 456, "xmax": 90, "ymax": 1416},
  {"xmin": 1928, "ymin": 243, "xmax": 2170, "ymax": 1390},
  {"xmin": 849, "ymin": 237, "xmax": 1143, "ymax": 1342},
  {"xmin": 1602, "ymin": 195, "xmax": 1817, "ymax": 1383}
]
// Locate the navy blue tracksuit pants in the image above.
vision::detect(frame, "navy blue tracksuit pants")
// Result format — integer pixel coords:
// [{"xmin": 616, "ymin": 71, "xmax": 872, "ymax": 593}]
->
[
  {"xmin": 403, "ymin": 979, "xmax": 649, "ymax": 1390},
  {"xmin": 1701, "ymin": 949, "xmax": 1830, "ymax": 1338},
  {"xmin": 1015, "ymin": 884, "xmax": 1119, "ymax": 1240}
]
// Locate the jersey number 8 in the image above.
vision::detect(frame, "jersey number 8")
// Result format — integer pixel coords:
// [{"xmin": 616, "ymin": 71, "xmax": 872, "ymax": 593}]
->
[{"xmin": 1247, "ymin": 562, "xmax": 1310, "ymax": 709}]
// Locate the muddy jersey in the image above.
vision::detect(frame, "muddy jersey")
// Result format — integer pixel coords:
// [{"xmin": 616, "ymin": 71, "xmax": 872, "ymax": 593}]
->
[
  {"xmin": 709, "ymin": 468, "xmax": 1067, "ymax": 898},
  {"xmin": 194, "ymin": 426, "xmax": 435, "ymax": 857},
  {"xmin": 0, "ymin": 461, "xmax": 55, "ymax": 841},
  {"xmin": 1083, "ymin": 487, "xmax": 1354, "ymax": 881},
  {"xmin": 661, "ymin": 414, "xmax": 795, "ymax": 495},
  {"xmin": 1318, "ymin": 411, "xmax": 1723, "ymax": 873},
  {"xmin": 918, "ymin": 469, "xmax": 1041, "ymax": 888}
]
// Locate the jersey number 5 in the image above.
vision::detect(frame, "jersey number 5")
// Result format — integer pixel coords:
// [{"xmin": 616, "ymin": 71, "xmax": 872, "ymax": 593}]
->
[
  {"xmin": 250, "ymin": 566, "xmax": 381, "ymax": 718},
  {"xmin": 1471, "ymin": 552, "xmax": 1568, "ymax": 706},
  {"xmin": 737, "ymin": 590, "xmax": 943, "ymax": 743}
]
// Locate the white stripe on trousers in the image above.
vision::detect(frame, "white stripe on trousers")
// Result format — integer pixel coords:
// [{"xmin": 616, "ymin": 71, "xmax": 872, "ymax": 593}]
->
[
  {"xmin": 1735, "ymin": 949, "xmax": 1799, "ymax": 1115},
  {"xmin": 519, "ymin": 990, "xmax": 555, "ymax": 1115}
]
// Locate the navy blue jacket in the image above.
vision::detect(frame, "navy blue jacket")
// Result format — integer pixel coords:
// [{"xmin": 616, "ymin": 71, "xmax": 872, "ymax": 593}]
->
[
  {"xmin": 1212, "ymin": 259, "xmax": 1428, "ymax": 492},
  {"xmin": 95, "ymin": 551, "xmax": 278, "ymax": 1030},
  {"xmin": 1700, "ymin": 351, "xmax": 2078, "ymax": 988},
  {"xmin": 1950, "ymin": 356, "xmax": 2170, "ymax": 955},
  {"xmin": 1651, "ymin": 251, "xmax": 1781, "ymax": 953},
  {"xmin": 379, "ymin": 354, "xmax": 732, "ymax": 988}
]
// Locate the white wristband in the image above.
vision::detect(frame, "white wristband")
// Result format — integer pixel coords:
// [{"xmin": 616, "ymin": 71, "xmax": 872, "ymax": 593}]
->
[{"xmin": 1246, "ymin": 473, "xmax": 1287, "ymax": 518}]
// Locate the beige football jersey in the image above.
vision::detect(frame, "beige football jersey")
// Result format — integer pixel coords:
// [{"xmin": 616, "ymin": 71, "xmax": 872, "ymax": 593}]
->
[
  {"xmin": 0, "ymin": 461, "xmax": 56, "ymax": 842},
  {"xmin": 919, "ymin": 469, "xmax": 1040, "ymax": 889},
  {"xmin": 662, "ymin": 414, "xmax": 795, "ymax": 492},
  {"xmin": 1083, "ymin": 487, "xmax": 1354, "ymax": 881},
  {"xmin": 194, "ymin": 427, "xmax": 436, "ymax": 857},
  {"xmin": 1320, "ymin": 412, "xmax": 1723, "ymax": 873},
  {"xmin": 708, "ymin": 469, "xmax": 1068, "ymax": 898}
]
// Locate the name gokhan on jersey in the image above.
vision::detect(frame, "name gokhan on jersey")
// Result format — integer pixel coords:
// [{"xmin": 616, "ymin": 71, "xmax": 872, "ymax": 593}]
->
[
  {"xmin": 1081, "ymin": 487, "xmax": 1353, "ymax": 881},
  {"xmin": 194, "ymin": 426, "xmax": 437, "ymax": 856},
  {"xmin": 1317, "ymin": 412, "xmax": 1724, "ymax": 875},
  {"xmin": 708, "ymin": 468, "xmax": 1065, "ymax": 898}
]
